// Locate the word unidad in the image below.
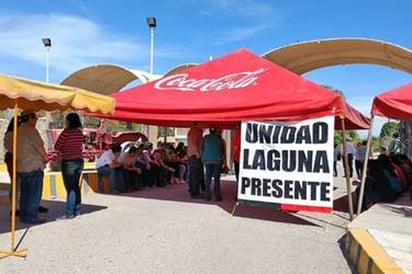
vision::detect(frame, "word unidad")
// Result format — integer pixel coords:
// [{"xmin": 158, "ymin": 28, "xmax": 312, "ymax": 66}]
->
[
  {"xmin": 245, "ymin": 121, "xmax": 328, "ymax": 144},
  {"xmin": 243, "ymin": 122, "xmax": 330, "ymax": 173}
]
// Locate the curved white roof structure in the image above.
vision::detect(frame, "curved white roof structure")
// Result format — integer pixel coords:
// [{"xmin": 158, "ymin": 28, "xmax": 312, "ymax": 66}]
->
[
  {"xmin": 61, "ymin": 38, "xmax": 412, "ymax": 95},
  {"xmin": 262, "ymin": 38, "xmax": 412, "ymax": 75},
  {"xmin": 61, "ymin": 64, "xmax": 161, "ymax": 95}
]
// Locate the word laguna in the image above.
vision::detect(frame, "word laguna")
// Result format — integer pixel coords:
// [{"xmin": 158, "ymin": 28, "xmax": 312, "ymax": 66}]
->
[{"xmin": 238, "ymin": 118, "xmax": 334, "ymax": 211}]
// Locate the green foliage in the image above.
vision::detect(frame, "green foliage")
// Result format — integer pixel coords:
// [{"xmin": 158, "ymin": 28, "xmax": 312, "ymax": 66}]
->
[
  {"xmin": 334, "ymin": 130, "xmax": 360, "ymax": 145},
  {"xmin": 371, "ymin": 136, "xmax": 380, "ymax": 152},
  {"xmin": 379, "ymin": 121, "xmax": 399, "ymax": 138}
]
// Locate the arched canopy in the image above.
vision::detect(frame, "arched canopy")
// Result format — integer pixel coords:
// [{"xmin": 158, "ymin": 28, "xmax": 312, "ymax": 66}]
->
[
  {"xmin": 61, "ymin": 64, "xmax": 161, "ymax": 95},
  {"xmin": 262, "ymin": 38, "xmax": 412, "ymax": 75},
  {"xmin": 164, "ymin": 63, "xmax": 197, "ymax": 77}
]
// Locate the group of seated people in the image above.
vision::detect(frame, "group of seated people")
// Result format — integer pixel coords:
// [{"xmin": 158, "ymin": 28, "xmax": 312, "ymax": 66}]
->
[
  {"xmin": 95, "ymin": 141, "xmax": 189, "ymax": 193},
  {"xmin": 356, "ymin": 152, "xmax": 412, "ymax": 212}
]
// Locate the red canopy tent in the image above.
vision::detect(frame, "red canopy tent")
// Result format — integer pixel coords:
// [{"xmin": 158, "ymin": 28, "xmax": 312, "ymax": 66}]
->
[
  {"xmin": 91, "ymin": 49, "xmax": 369, "ymax": 130},
  {"xmin": 337, "ymin": 101, "xmax": 370, "ymax": 130},
  {"xmin": 90, "ymin": 49, "xmax": 369, "ymax": 217},
  {"xmin": 357, "ymin": 82, "xmax": 412, "ymax": 216},
  {"xmin": 372, "ymin": 82, "xmax": 412, "ymax": 119}
]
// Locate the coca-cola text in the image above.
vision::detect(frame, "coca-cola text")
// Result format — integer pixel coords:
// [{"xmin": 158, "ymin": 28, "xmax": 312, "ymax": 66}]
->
[{"xmin": 154, "ymin": 68, "xmax": 267, "ymax": 92}]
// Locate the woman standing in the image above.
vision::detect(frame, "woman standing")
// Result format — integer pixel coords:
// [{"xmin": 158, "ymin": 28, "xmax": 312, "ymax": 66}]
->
[{"xmin": 54, "ymin": 113, "xmax": 84, "ymax": 220}]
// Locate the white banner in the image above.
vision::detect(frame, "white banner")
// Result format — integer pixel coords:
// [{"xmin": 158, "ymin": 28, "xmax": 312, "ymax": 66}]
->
[{"xmin": 238, "ymin": 117, "xmax": 334, "ymax": 210}]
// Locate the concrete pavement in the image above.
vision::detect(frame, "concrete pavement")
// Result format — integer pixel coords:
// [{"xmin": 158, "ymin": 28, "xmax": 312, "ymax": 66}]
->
[
  {"xmin": 0, "ymin": 170, "xmax": 411, "ymax": 273},
  {"xmin": 346, "ymin": 191, "xmax": 412, "ymax": 273},
  {"xmin": 0, "ymin": 174, "xmax": 352, "ymax": 273}
]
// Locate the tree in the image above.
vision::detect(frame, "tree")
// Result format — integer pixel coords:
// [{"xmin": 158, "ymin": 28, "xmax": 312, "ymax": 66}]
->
[
  {"xmin": 334, "ymin": 130, "xmax": 360, "ymax": 145},
  {"xmin": 379, "ymin": 121, "xmax": 399, "ymax": 138}
]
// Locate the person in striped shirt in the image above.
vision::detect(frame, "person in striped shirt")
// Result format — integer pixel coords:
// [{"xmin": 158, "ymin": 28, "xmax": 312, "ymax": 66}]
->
[{"xmin": 54, "ymin": 113, "xmax": 85, "ymax": 220}]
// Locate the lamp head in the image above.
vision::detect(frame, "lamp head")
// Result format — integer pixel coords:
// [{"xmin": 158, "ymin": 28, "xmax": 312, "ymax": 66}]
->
[
  {"xmin": 42, "ymin": 38, "xmax": 52, "ymax": 48},
  {"xmin": 146, "ymin": 17, "xmax": 157, "ymax": 28}
]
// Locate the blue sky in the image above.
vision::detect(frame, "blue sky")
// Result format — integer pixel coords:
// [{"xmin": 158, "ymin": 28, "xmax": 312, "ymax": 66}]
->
[{"xmin": 1, "ymin": 0, "xmax": 411, "ymax": 136}]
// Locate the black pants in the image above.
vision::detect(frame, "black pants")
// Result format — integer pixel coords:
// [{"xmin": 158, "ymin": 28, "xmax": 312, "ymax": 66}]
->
[
  {"xmin": 123, "ymin": 170, "xmax": 143, "ymax": 189},
  {"xmin": 188, "ymin": 156, "xmax": 204, "ymax": 196},
  {"xmin": 343, "ymin": 153, "xmax": 354, "ymax": 177},
  {"xmin": 355, "ymin": 159, "xmax": 363, "ymax": 178}
]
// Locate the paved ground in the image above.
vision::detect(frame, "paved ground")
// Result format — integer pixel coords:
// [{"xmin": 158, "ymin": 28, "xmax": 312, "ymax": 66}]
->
[
  {"xmin": 347, "ymin": 192, "xmax": 412, "ymax": 273},
  {"xmin": 0, "ymin": 175, "xmax": 353, "ymax": 274}
]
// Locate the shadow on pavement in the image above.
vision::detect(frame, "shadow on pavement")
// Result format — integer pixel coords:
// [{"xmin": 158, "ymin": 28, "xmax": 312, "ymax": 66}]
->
[
  {"xmin": 110, "ymin": 177, "xmax": 344, "ymax": 226},
  {"xmin": 0, "ymin": 200, "xmax": 107, "ymax": 234},
  {"xmin": 333, "ymin": 192, "xmax": 357, "ymax": 214}
]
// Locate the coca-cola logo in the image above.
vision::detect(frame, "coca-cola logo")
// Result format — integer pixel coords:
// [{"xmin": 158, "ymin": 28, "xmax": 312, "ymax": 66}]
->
[{"xmin": 154, "ymin": 68, "xmax": 267, "ymax": 92}]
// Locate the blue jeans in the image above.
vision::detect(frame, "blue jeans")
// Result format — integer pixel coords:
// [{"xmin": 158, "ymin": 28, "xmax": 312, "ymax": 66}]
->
[
  {"xmin": 18, "ymin": 169, "xmax": 44, "ymax": 222},
  {"xmin": 204, "ymin": 162, "xmax": 222, "ymax": 198},
  {"xmin": 61, "ymin": 158, "xmax": 84, "ymax": 216},
  {"xmin": 97, "ymin": 166, "xmax": 125, "ymax": 192}
]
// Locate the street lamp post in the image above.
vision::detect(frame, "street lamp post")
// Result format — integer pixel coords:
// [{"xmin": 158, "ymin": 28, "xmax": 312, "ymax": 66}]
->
[
  {"xmin": 42, "ymin": 38, "xmax": 52, "ymax": 83},
  {"xmin": 146, "ymin": 17, "xmax": 156, "ymax": 75},
  {"xmin": 145, "ymin": 17, "xmax": 159, "ymax": 143},
  {"xmin": 42, "ymin": 38, "xmax": 54, "ymax": 128}
]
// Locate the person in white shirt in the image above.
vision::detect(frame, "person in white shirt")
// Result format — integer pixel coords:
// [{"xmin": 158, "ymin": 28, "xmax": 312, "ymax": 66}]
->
[
  {"xmin": 340, "ymin": 138, "xmax": 356, "ymax": 178},
  {"xmin": 96, "ymin": 144, "xmax": 125, "ymax": 193}
]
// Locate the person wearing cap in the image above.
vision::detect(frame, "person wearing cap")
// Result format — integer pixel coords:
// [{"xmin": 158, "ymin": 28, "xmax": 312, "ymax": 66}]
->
[
  {"xmin": 202, "ymin": 126, "xmax": 225, "ymax": 201},
  {"xmin": 16, "ymin": 110, "xmax": 48, "ymax": 224},
  {"xmin": 54, "ymin": 112, "xmax": 85, "ymax": 220}
]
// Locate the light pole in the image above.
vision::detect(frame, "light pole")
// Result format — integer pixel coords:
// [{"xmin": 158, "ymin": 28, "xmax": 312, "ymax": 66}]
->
[
  {"xmin": 146, "ymin": 17, "xmax": 156, "ymax": 75},
  {"xmin": 145, "ymin": 17, "xmax": 159, "ymax": 143},
  {"xmin": 42, "ymin": 38, "xmax": 54, "ymax": 128},
  {"xmin": 42, "ymin": 38, "xmax": 52, "ymax": 83}
]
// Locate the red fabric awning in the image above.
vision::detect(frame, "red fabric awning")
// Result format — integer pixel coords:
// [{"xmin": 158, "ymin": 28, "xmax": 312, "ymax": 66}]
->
[
  {"xmin": 336, "ymin": 101, "xmax": 370, "ymax": 130},
  {"xmin": 90, "ymin": 49, "xmax": 368, "ymax": 129},
  {"xmin": 372, "ymin": 82, "xmax": 412, "ymax": 119}
]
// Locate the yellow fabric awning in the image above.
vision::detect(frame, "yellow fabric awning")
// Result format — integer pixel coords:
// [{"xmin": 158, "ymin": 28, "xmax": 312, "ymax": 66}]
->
[{"xmin": 0, "ymin": 74, "xmax": 115, "ymax": 114}]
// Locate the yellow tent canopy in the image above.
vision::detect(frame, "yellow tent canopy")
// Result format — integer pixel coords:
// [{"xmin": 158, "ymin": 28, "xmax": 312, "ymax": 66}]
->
[
  {"xmin": 0, "ymin": 74, "xmax": 115, "ymax": 114},
  {"xmin": 0, "ymin": 73, "xmax": 115, "ymax": 259}
]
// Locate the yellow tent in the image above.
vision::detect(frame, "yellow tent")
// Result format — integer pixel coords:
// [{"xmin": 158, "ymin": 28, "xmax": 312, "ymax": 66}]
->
[{"xmin": 0, "ymin": 73, "xmax": 115, "ymax": 259}]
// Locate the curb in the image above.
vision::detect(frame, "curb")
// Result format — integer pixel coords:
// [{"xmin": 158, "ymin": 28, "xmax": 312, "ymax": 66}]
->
[{"xmin": 346, "ymin": 228, "xmax": 404, "ymax": 274}]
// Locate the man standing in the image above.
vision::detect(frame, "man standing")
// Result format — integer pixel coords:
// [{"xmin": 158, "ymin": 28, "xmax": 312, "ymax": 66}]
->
[
  {"xmin": 187, "ymin": 122, "xmax": 204, "ymax": 198},
  {"xmin": 17, "ymin": 110, "xmax": 48, "ymax": 224},
  {"xmin": 341, "ymin": 138, "xmax": 356, "ymax": 178},
  {"xmin": 202, "ymin": 126, "xmax": 225, "ymax": 201}
]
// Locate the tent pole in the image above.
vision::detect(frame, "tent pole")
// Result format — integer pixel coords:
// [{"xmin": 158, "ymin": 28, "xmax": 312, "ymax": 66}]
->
[
  {"xmin": 0, "ymin": 103, "xmax": 27, "ymax": 259},
  {"xmin": 356, "ymin": 116, "xmax": 375, "ymax": 217},
  {"xmin": 340, "ymin": 117, "xmax": 354, "ymax": 220}
]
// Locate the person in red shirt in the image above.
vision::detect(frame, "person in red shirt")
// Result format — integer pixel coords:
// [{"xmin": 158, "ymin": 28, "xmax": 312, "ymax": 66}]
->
[{"xmin": 54, "ymin": 113, "xmax": 84, "ymax": 220}]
